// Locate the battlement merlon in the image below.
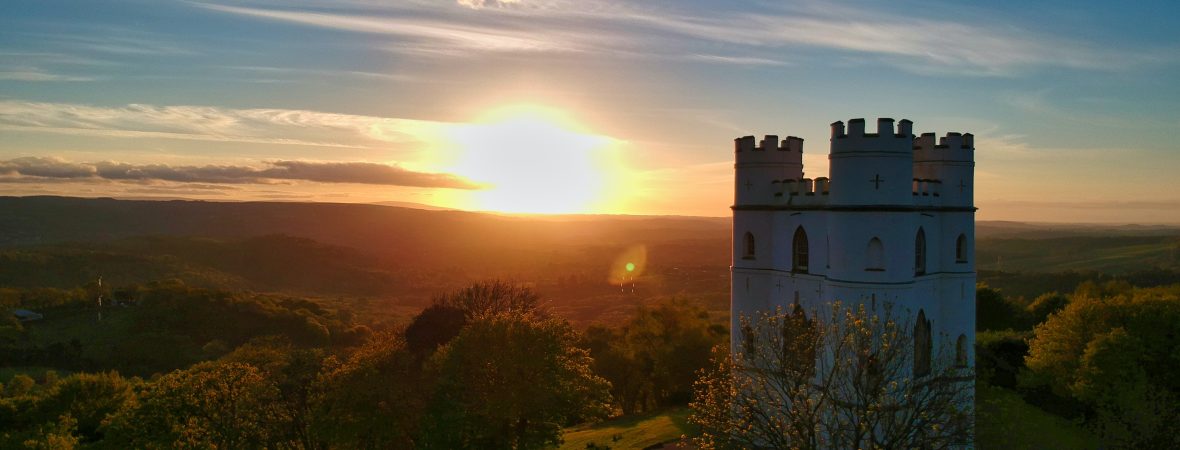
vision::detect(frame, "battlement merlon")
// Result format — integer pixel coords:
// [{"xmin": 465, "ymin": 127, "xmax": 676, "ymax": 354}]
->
[
  {"xmin": 734, "ymin": 134, "xmax": 805, "ymax": 165},
  {"xmin": 913, "ymin": 132, "xmax": 975, "ymax": 163},
  {"xmin": 830, "ymin": 118, "xmax": 914, "ymax": 154},
  {"xmin": 830, "ymin": 118, "xmax": 913, "ymax": 138}
]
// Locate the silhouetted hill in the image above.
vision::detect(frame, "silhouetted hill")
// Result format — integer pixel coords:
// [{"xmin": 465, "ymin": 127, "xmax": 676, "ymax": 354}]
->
[{"xmin": 0, "ymin": 196, "xmax": 730, "ymax": 270}]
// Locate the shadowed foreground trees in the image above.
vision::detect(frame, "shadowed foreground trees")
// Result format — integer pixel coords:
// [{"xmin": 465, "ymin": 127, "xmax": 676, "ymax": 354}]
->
[
  {"xmin": 581, "ymin": 298, "xmax": 726, "ymax": 415},
  {"xmin": 690, "ymin": 303, "xmax": 974, "ymax": 450},
  {"xmin": 422, "ymin": 315, "xmax": 611, "ymax": 449}
]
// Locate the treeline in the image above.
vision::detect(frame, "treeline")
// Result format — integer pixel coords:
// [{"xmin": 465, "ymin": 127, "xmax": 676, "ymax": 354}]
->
[
  {"xmin": 1, "ymin": 281, "xmax": 725, "ymax": 449},
  {"xmin": 1, "ymin": 281, "xmax": 370, "ymax": 376},
  {"xmin": 0, "ymin": 235, "xmax": 404, "ymax": 296},
  {"xmin": 976, "ymin": 280, "xmax": 1180, "ymax": 448},
  {"xmin": 978, "ymin": 268, "xmax": 1180, "ymax": 299}
]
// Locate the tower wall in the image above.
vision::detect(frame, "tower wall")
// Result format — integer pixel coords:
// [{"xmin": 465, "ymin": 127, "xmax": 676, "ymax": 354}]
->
[
  {"xmin": 914, "ymin": 132, "xmax": 974, "ymax": 207},
  {"xmin": 734, "ymin": 135, "xmax": 804, "ymax": 207},
  {"xmin": 828, "ymin": 118, "xmax": 914, "ymax": 206}
]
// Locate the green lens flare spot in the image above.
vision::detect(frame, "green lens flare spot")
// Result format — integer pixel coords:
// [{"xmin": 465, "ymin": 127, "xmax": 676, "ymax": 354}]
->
[{"xmin": 625, "ymin": 262, "xmax": 636, "ymax": 272}]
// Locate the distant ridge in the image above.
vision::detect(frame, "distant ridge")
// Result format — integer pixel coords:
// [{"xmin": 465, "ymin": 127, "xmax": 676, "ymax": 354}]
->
[
  {"xmin": 0, "ymin": 196, "xmax": 731, "ymax": 269},
  {"xmin": 0, "ymin": 196, "xmax": 1175, "ymax": 253}
]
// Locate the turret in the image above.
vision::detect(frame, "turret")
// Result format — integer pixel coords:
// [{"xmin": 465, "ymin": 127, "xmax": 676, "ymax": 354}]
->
[
  {"xmin": 828, "ymin": 118, "xmax": 914, "ymax": 206},
  {"xmin": 913, "ymin": 131, "xmax": 974, "ymax": 207},
  {"xmin": 734, "ymin": 134, "xmax": 804, "ymax": 206}
]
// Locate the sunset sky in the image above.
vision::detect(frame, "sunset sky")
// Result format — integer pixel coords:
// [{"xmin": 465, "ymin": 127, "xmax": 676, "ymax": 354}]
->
[{"xmin": 3, "ymin": 0, "xmax": 1179, "ymax": 223}]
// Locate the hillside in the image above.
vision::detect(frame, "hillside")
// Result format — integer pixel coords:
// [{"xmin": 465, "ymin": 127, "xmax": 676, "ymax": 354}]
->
[{"xmin": 3, "ymin": 196, "xmax": 1179, "ymax": 320}]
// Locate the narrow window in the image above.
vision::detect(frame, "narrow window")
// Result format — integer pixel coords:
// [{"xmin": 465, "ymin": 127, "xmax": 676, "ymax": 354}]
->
[
  {"xmin": 914, "ymin": 310, "xmax": 932, "ymax": 377},
  {"xmin": 866, "ymin": 237, "xmax": 884, "ymax": 271},
  {"xmin": 782, "ymin": 303, "xmax": 817, "ymax": 379},
  {"xmin": 955, "ymin": 334, "xmax": 968, "ymax": 368},
  {"xmin": 741, "ymin": 323, "xmax": 755, "ymax": 355},
  {"xmin": 956, "ymin": 234, "xmax": 968, "ymax": 263},
  {"xmin": 743, "ymin": 232, "xmax": 756, "ymax": 260},
  {"xmin": 915, "ymin": 227, "xmax": 927, "ymax": 276},
  {"xmin": 792, "ymin": 227, "xmax": 809, "ymax": 273}
]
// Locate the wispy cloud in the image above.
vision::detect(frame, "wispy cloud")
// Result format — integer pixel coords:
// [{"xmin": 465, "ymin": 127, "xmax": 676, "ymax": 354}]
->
[
  {"xmin": 190, "ymin": 0, "xmax": 1170, "ymax": 75},
  {"xmin": 457, "ymin": 0, "xmax": 521, "ymax": 10},
  {"xmin": 0, "ymin": 69, "xmax": 93, "ymax": 82},
  {"xmin": 194, "ymin": 2, "xmax": 574, "ymax": 52},
  {"xmin": 0, "ymin": 156, "xmax": 482, "ymax": 189},
  {"xmin": 0, "ymin": 100, "xmax": 445, "ymax": 149}
]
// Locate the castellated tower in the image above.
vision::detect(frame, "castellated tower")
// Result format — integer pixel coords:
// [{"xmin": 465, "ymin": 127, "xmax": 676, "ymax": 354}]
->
[{"xmin": 731, "ymin": 117, "xmax": 976, "ymax": 401}]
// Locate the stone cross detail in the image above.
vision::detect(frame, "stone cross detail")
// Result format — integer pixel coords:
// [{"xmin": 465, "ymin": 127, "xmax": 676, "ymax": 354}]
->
[
  {"xmin": 775, "ymin": 280, "xmax": 783, "ymax": 292},
  {"xmin": 958, "ymin": 179, "xmax": 967, "ymax": 192},
  {"xmin": 870, "ymin": 174, "xmax": 884, "ymax": 190},
  {"xmin": 745, "ymin": 179, "xmax": 754, "ymax": 191}
]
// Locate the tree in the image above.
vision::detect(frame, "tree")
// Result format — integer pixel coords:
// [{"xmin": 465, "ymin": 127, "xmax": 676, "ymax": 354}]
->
[
  {"xmin": 1024, "ymin": 286, "xmax": 1180, "ymax": 448},
  {"xmin": 436, "ymin": 280, "xmax": 543, "ymax": 321},
  {"xmin": 421, "ymin": 314, "xmax": 612, "ymax": 449},
  {"xmin": 582, "ymin": 298, "xmax": 725, "ymax": 414},
  {"xmin": 976, "ymin": 285, "xmax": 1028, "ymax": 331},
  {"xmin": 103, "ymin": 361, "xmax": 289, "ymax": 449},
  {"xmin": 222, "ymin": 337, "xmax": 327, "ymax": 450},
  {"xmin": 690, "ymin": 303, "xmax": 974, "ymax": 450},
  {"xmin": 26, "ymin": 372, "xmax": 135, "ymax": 444},
  {"xmin": 310, "ymin": 332, "xmax": 428, "ymax": 449},
  {"xmin": 404, "ymin": 302, "xmax": 467, "ymax": 359}
]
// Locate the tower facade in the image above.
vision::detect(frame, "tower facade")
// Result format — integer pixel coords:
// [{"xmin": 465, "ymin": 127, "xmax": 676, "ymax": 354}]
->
[{"xmin": 731, "ymin": 117, "xmax": 976, "ymax": 377}]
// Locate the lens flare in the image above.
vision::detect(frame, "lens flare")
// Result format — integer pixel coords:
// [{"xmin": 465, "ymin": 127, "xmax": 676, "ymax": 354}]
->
[{"xmin": 609, "ymin": 245, "xmax": 646, "ymax": 286}]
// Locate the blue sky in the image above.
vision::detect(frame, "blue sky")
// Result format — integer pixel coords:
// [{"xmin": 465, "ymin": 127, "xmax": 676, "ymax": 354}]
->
[{"xmin": 2, "ymin": 0, "xmax": 1179, "ymax": 222}]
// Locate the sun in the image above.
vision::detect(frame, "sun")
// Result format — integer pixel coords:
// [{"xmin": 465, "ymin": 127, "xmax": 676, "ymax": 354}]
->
[{"xmin": 437, "ymin": 105, "xmax": 626, "ymax": 214}]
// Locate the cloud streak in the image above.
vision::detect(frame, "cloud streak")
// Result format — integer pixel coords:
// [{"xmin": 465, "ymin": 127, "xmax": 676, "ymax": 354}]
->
[
  {"xmin": 0, "ymin": 100, "xmax": 443, "ymax": 149},
  {"xmin": 0, "ymin": 157, "xmax": 481, "ymax": 189},
  {"xmin": 190, "ymin": 0, "xmax": 1171, "ymax": 75}
]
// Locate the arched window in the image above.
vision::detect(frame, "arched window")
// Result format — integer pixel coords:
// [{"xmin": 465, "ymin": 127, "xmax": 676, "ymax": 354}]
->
[
  {"xmin": 792, "ymin": 227, "xmax": 809, "ymax": 273},
  {"xmin": 782, "ymin": 303, "xmax": 817, "ymax": 378},
  {"xmin": 956, "ymin": 234, "xmax": 968, "ymax": 263},
  {"xmin": 955, "ymin": 334, "xmax": 968, "ymax": 368},
  {"xmin": 915, "ymin": 228, "xmax": 927, "ymax": 276},
  {"xmin": 741, "ymin": 323, "xmax": 755, "ymax": 355},
  {"xmin": 743, "ymin": 232, "xmax": 756, "ymax": 260},
  {"xmin": 866, "ymin": 237, "xmax": 884, "ymax": 271},
  {"xmin": 914, "ymin": 310, "xmax": 932, "ymax": 377}
]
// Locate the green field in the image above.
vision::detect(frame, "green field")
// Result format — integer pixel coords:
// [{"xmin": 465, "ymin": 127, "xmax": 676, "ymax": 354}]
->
[
  {"xmin": 977, "ymin": 236, "xmax": 1180, "ymax": 274},
  {"xmin": 976, "ymin": 384, "xmax": 1095, "ymax": 449},
  {"xmin": 560, "ymin": 386, "xmax": 1095, "ymax": 449},
  {"xmin": 561, "ymin": 408, "xmax": 693, "ymax": 449}
]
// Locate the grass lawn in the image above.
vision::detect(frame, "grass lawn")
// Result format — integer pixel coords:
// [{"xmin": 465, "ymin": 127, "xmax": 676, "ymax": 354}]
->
[
  {"xmin": 21, "ymin": 307, "xmax": 137, "ymax": 362},
  {"xmin": 561, "ymin": 407, "xmax": 694, "ymax": 449},
  {"xmin": 977, "ymin": 383, "xmax": 1097, "ymax": 449}
]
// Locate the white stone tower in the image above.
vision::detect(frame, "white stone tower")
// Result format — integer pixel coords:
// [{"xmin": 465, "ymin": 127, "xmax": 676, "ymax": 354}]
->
[{"xmin": 731, "ymin": 116, "xmax": 976, "ymax": 377}]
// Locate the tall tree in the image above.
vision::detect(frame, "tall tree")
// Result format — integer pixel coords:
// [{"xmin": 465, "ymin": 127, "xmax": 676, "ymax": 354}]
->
[
  {"xmin": 422, "ymin": 315, "xmax": 612, "ymax": 449},
  {"xmin": 310, "ymin": 332, "xmax": 428, "ymax": 449}
]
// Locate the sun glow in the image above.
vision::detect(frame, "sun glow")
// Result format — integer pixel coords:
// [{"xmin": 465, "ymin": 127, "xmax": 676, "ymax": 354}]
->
[{"xmin": 437, "ymin": 105, "xmax": 627, "ymax": 214}]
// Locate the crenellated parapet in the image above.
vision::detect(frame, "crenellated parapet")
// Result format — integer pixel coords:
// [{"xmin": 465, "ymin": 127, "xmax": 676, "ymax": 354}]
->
[
  {"xmin": 735, "ymin": 134, "xmax": 804, "ymax": 165},
  {"xmin": 913, "ymin": 132, "xmax": 974, "ymax": 163},
  {"xmin": 771, "ymin": 177, "xmax": 831, "ymax": 206},
  {"xmin": 734, "ymin": 134, "xmax": 805, "ymax": 206},
  {"xmin": 831, "ymin": 118, "xmax": 913, "ymax": 154},
  {"xmin": 828, "ymin": 118, "xmax": 915, "ymax": 205}
]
